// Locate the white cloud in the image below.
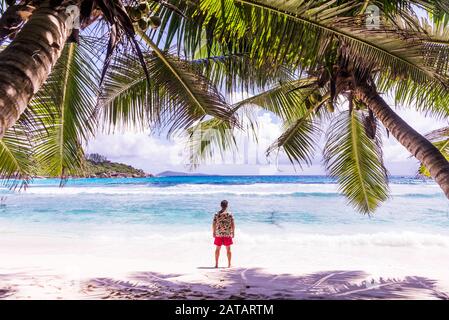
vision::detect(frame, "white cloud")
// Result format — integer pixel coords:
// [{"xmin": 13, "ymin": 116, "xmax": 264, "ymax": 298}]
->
[{"xmin": 86, "ymin": 131, "xmax": 184, "ymax": 174}]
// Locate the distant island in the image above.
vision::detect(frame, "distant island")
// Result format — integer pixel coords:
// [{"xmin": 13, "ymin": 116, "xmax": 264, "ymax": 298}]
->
[
  {"xmin": 81, "ymin": 154, "xmax": 153, "ymax": 178},
  {"xmin": 31, "ymin": 154, "xmax": 153, "ymax": 179},
  {"xmin": 156, "ymin": 171, "xmax": 210, "ymax": 177}
]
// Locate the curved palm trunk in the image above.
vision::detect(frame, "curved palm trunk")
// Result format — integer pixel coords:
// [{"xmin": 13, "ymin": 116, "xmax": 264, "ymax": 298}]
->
[
  {"xmin": 0, "ymin": 2, "xmax": 70, "ymax": 137},
  {"xmin": 355, "ymin": 83, "xmax": 449, "ymax": 199}
]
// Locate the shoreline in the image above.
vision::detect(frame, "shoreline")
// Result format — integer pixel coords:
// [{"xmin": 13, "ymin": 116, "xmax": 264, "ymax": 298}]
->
[
  {"xmin": 0, "ymin": 174, "xmax": 434, "ymax": 180},
  {"xmin": 0, "ymin": 176, "xmax": 446, "ymax": 300}
]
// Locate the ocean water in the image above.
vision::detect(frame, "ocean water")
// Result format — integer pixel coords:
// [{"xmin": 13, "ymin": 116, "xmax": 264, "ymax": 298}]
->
[{"xmin": 0, "ymin": 176, "xmax": 447, "ymax": 242}]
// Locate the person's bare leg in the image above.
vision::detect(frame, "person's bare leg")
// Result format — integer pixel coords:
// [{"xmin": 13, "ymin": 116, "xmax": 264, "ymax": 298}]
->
[
  {"xmin": 215, "ymin": 246, "xmax": 221, "ymax": 268},
  {"xmin": 226, "ymin": 246, "xmax": 232, "ymax": 268}
]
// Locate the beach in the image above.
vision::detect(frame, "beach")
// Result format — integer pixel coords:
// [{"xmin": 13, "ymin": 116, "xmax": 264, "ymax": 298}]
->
[{"xmin": 0, "ymin": 176, "xmax": 448, "ymax": 299}]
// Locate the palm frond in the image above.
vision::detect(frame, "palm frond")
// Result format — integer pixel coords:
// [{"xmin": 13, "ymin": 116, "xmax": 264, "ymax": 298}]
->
[
  {"xmin": 267, "ymin": 115, "xmax": 320, "ymax": 169},
  {"xmin": 149, "ymin": 0, "xmax": 203, "ymax": 52},
  {"xmin": 415, "ymin": 17, "xmax": 449, "ymax": 78},
  {"xmin": 191, "ymin": 52, "xmax": 295, "ymax": 95},
  {"xmin": 195, "ymin": 0, "xmax": 449, "ymax": 118},
  {"xmin": 0, "ymin": 123, "xmax": 34, "ymax": 189},
  {"xmin": 232, "ymin": 77, "xmax": 321, "ymax": 121},
  {"xmin": 99, "ymin": 32, "xmax": 235, "ymax": 136},
  {"xmin": 323, "ymin": 110, "xmax": 389, "ymax": 213},
  {"xmin": 97, "ymin": 52, "xmax": 153, "ymax": 132},
  {"xmin": 197, "ymin": 0, "xmax": 355, "ymax": 69},
  {"xmin": 186, "ymin": 118, "xmax": 237, "ymax": 168},
  {"xmin": 32, "ymin": 41, "xmax": 100, "ymax": 179},
  {"xmin": 356, "ymin": 11, "xmax": 449, "ymax": 118}
]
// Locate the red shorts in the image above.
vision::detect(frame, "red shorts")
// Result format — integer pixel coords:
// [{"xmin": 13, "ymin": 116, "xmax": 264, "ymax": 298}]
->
[{"xmin": 214, "ymin": 237, "xmax": 233, "ymax": 246}]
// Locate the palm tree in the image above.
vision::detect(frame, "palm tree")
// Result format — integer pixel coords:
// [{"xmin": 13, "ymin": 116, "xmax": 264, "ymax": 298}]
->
[
  {"xmin": 0, "ymin": 0, "xmax": 236, "ymax": 186},
  {"xmin": 0, "ymin": 0, "xmax": 235, "ymax": 138},
  {"xmin": 0, "ymin": 0, "xmax": 110, "ymax": 138},
  {"xmin": 160, "ymin": 0, "xmax": 449, "ymax": 212}
]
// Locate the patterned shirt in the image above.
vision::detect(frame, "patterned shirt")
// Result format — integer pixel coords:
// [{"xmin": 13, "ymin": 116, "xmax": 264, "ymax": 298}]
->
[{"xmin": 213, "ymin": 212, "xmax": 234, "ymax": 237}]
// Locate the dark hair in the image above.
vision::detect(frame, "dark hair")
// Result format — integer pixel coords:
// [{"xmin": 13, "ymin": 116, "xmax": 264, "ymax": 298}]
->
[{"xmin": 220, "ymin": 200, "xmax": 228, "ymax": 209}]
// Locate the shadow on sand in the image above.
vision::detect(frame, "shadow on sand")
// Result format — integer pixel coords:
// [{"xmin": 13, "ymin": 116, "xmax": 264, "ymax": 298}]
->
[
  {"xmin": 0, "ymin": 288, "xmax": 13, "ymax": 299},
  {"xmin": 83, "ymin": 269, "xmax": 449, "ymax": 300},
  {"xmin": 0, "ymin": 274, "xmax": 15, "ymax": 299}
]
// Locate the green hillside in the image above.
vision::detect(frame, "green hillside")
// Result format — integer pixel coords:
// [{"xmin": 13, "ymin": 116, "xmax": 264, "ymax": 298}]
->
[
  {"xmin": 83, "ymin": 159, "xmax": 152, "ymax": 178},
  {"xmin": 33, "ymin": 154, "xmax": 152, "ymax": 178}
]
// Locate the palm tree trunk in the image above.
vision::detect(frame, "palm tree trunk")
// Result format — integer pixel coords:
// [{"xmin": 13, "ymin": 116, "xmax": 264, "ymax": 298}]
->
[
  {"xmin": 0, "ymin": 1, "xmax": 71, "ymax": 138},
  {"xmin": 354, "ymin": 82, "xmax": 449, "ymax": 199}
]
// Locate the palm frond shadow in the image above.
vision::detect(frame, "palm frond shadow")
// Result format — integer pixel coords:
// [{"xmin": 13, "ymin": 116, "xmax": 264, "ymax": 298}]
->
[
  {"xmin": 83, "ymin": 269, "xmax": 449, "ymax": 300},
  {"xmin": 0, "ymin": 274, "xmax": 15, "ymax": 299},
  {"xmin": 0, "ymin": 288, "xmax": 13, "ymax": 299}
]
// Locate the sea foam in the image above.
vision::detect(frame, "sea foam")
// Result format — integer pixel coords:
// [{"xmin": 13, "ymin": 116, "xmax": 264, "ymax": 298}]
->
[{"xmin": 12, "ymin": 182, "xmax": 444, "ymax": 198}]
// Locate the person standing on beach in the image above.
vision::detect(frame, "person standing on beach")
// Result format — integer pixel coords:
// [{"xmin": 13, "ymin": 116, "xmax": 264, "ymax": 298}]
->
[{"xmin": 212, "ymin": 200, "xmax": 235, "ymax": 268}]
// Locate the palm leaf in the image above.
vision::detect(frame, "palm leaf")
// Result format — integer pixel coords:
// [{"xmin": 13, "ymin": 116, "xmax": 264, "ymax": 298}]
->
[
  {"xmin": 97, "ymin": 52, "xmax": 153, "ymax": 132},
  {"xmin": 198, "ymin": 0, "xmax": 440, "ymax": 76},
  {"xmin": 32, "ymin": 41, "xmax": 100, "ymax": 179},
  {"xmin": 197, "ymin": 0, "xmax": 354, "ymax": 69},
  {"xmin": 98, "ymin": 32, "xmax": 235, "ymax": 136},
  {"xmin": 232, "ymin": 77, "xmax": 320, "ymax": 122},
  {"xmin": 0, "ymin": 123, "xmax": 34, "ymax": 189},
  {"xmin": 323, "ymin": 110, "xmax": 389, "ymax": 213},
  {"xmin": 186, "ymin": 118, "xmax": 238, "ymax": 168},
  {"xmin": 191, "ymin": 51, "xmax": 295, "ymax": 95},
  {"xmin": 149, "ymin": 0, "xmax": 203, "ymax": 52},
  {"xmin": 267, "ymin": 116, "xmax": 320, "ymax": 169},
  {"xmin": 374, "ymin": 13, "xmax": 449, "ymax": 118},
  {"xmin": 196, "ymin": 0, "xmax": 449, "ymax": 117}
]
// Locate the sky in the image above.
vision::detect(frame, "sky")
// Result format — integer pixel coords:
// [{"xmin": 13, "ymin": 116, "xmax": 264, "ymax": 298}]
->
[{"xmin": 86, "ymin": 102, "xmax": 448, "ymax": 176}]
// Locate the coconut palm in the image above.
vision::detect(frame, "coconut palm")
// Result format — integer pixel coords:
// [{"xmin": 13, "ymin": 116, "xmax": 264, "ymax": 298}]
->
[
  {"xmin": 0, "ymin": 0, "xmax": 235, "ymax": 139},
  {"xmin": 0, "ymin": 0, "xmax": 238, "ymax": 186},
  {"xmin": 85, "ymin": 0, "xmax": 449, "ymax": 212},
  {"xmin": 162, "ymin": 0, "xmax": 449, "ymax": 212},
  {"xmin": 76, "ymin": 0, "xmax": 449, "ymax": 212},
  {"xmin": 0, "ymin": 38, "xmax": 239, "ymax": 186}
]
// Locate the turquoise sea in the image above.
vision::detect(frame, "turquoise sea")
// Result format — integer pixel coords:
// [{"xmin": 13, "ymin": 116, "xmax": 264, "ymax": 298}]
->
[{"xmin": 0, "ymin": 175, "xmax": 447, "ymax": 238}]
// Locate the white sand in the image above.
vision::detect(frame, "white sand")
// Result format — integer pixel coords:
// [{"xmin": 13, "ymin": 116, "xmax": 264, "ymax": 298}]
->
[{"xmin": 1, "ymin": 226, "xmax": 448, "ymax": 299}]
